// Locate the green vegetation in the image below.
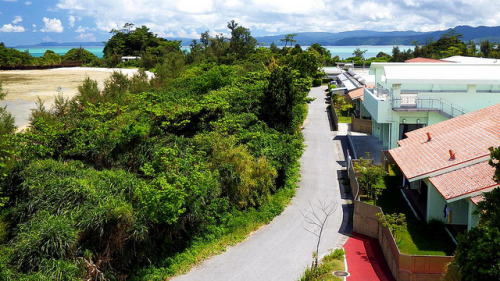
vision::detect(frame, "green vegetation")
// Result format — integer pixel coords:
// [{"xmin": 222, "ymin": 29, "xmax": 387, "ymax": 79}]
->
[
  {"xmin": 299, "ymin": 248, "xmax": 345, "ymax": 281},
  {"xmin": 0, "ymin": 21, "xmax": 325, "ymax": 279},
  {"xmin": 353, "ymin": 154, "xmax": 386, "ymax": 204},
  {"xmin": 330, "ymin": 93, "xmax": 353, "ymax": 123},
  {"xmin": 374, "ymin": 171, "xmax": 456, "ymax": 256},
  {"xmin": 0, "ymin": 43, "xmax": 100, "ymax": 68},
  {"xmin": 449, "ymin": 146, "xmax": 500, "ymax": 281}
]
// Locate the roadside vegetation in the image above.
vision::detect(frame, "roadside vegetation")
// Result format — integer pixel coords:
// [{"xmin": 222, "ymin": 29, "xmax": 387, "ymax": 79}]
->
[
  {"xmin": 0, "ymin": 21, "xmax": 334, "ymax": 280},
  {"xmin": 299, "ymin": 248, "xmax": 345, "ymax": 281}
]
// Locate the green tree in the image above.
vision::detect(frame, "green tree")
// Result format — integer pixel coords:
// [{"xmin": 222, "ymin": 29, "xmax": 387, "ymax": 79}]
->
[
  {"xmin": 61, "ymin": 47, "xmax": 100, "ymax": 65},
  {"xmin": 480, "ymin": 40, "xmax": 492, "ymax": 57},
  {"xmin": 376, "ymin": 212, "xmax": 406, "ymax": 240},
  {"xmin": 489, "ymin": 146, "xmax": 500, "ymax": 182},
  {"xmin": 354, "ymin": 153, "xmax": 386, "ymax": 203},
  {"xmin": 280, "ymin": 33, "xmax": 297, "ymax": 48},
  {"xmin": 352, "ymin": 48, "xmax": 367, "ymax": 59},
  {"xmin": 227, "ymin": 20, "xmax": 257, "ymax": 60},
  {"xmin": 260, "ymin": 66, "xmax": 307, "ymax": 132},
  {"xmin": 0, "ymin": 82, "xmax": 15, "ymax": 186},
  {"xmin": 453, "ymin": 147, "xmax": 500, "ymax": 281},
  {"xmin": 42, "ymin": 50, "xmax": 61, "ymax": 65}
]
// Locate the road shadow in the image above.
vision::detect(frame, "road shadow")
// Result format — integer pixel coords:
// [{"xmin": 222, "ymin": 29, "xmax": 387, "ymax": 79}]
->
[
  {"xmin": 325, "ymin": 109, "xmax": 336, "ymax": 131},
  {"xmin": 333, "ymin": 135, "xmax": 353, "ymax": 167},
  {"xmin": 339, "ymin": 203, "xmax": 353, "ymax": 236}
]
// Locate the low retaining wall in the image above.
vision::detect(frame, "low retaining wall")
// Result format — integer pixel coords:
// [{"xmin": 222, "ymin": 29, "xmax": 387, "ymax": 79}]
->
[
  {"xmin": 329, "ymin": 97, "xmax": 339, "ymax": 131},
  {"xmin": 353, "ymin": 200, "xmax": 453, "ymax": 281},
  {"xmin": 351, "ymin": 114, "xmax": 372, "ymax": 134}
]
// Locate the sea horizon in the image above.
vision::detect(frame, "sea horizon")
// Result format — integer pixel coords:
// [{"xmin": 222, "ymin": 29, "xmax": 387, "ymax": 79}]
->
[{"xmin": 10, "ymin": 44, "xmax": 414, "ymax": 60}]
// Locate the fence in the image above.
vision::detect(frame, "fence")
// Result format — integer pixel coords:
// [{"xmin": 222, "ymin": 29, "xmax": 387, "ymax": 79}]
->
[
  {"xmin": 351, "ymin": 114, "xmax": 372, "ymax": 134},
  {"xmin": 391, "ymin": 96, "xmax": 468, "ymax": 118}
]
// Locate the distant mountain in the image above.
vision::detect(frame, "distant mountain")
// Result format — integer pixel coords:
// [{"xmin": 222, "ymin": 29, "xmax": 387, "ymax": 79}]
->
[
  {"xmin": 253, "ymin": 25, "xmax": 500, "ymax": 46},
  {"xmin": 18, "ymin": 25, "xmax": 500, "ymax": 48},
  {"xmin": 14, "ymin": 41, "xmax": 105, "ymax": 48}
]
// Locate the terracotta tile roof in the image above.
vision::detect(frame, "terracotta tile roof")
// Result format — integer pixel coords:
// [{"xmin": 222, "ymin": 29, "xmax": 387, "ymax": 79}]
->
[
  {"xmin": 348, "ymin": 87, "xmax": 364, "ymax": 101},
  {"xmin": 405, "ymin": 57, "xmax": 447, "ymax": 63},
  {"xmin": 389, "ymin": 103, "xmax": 500, "ymax": 180},
  {"xmin": 470, "ymin": 195, "xmax": 485, "ymax": 205},
  {"xmin": 429, "ymin": 161, "xmax": 498, "ymax": 200}
]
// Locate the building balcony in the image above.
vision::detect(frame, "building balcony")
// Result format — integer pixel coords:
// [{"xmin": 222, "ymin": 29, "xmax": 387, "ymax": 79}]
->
[{"xmin": 392, "ymin": 95, "xmax": 469, "ymax": 118}]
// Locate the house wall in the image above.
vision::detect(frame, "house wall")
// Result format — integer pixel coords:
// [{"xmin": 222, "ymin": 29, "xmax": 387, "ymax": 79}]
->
[
  {"xmin": 449, "ymin": 199, "xmax": 469, "ymax": 225},
  {"xmin": 425, "ymin": 180, "xmax": 473, "ymax": 228},
  {"xmin": 426, "ymin": 180, "xmax": 448, "ymax": 223},
  {"xmin": 467, "ymin": 200, "xmax": 480, "ymax": 231}
]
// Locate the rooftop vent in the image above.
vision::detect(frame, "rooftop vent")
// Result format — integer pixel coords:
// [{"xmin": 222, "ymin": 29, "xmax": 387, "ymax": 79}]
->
[
  {"xmin": 449, "ymin": 149, "xmax": 456, "ymax": 160},
  {"xmin": 427, "ymin": 132, "xmax": 432, "ymax": 141}
]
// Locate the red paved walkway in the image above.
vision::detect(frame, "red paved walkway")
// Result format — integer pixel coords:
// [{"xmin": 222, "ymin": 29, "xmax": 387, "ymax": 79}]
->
[{"xmin": 344, "ymin": 232, "xmax": 395, "ymax": 281}]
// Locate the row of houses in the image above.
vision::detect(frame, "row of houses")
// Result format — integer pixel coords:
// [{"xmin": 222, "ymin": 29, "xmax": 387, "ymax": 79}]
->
[{"xmin": 346, "ymin": 57, "xmax": 500, "ymax": 232}]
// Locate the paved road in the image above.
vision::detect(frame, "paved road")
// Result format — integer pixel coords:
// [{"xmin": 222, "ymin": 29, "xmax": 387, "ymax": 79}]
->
[{"xmin": 173, "ymin": 86, "xmax": 350, "ymax": 281}]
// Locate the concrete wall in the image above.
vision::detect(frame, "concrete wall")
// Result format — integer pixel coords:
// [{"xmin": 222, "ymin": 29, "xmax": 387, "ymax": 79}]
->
[
  {"xmin": 353, "ymin": 200, "xmax": 454, "ymax": 281},
  {"xmin": 329, "ymin": 97, "xmax": 338, "ymax": 131}
]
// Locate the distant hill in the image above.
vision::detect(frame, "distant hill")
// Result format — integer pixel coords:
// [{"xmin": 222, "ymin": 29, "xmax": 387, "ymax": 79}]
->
[
  {"xmin": 253, "ymin": 25, "xmax": 500, "ymax": 46},
  {"xmin": 18, "ymin": 25, "xmax": 500, "ymax": 48},
  {"xmin": 14, "ymin": 42, "xmax": 105, "ymax": 48}
]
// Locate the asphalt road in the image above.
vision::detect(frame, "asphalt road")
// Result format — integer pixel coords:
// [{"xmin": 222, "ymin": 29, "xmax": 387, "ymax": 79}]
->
[{"xmin": 173, "ymin": 86, "xmax": 349, "ymax": 281}]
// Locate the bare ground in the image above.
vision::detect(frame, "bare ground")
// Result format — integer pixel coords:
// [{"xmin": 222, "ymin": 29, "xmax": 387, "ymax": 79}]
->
[{"xmin": 0, "ymin": 67, "xmax": 150, "ymax": 129}]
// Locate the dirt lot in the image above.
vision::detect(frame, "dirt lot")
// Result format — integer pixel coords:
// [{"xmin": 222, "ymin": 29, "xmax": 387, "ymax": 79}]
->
[{"xmin": 0, "ymin": 67, "xmax": 149, "ymax": 129}]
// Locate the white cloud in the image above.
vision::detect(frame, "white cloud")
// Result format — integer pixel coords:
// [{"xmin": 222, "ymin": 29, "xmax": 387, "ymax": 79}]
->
[
  {"xmin": 75, "ymin": 26, "xmax": 87, "ymax": 32},
  {"xmin": 42, "ymin": 36, "xmax": 54, "ymax": 42},
  {"xmin": 54, "ymin": 0, "xmax": 500, "ymax": 37},
  {"xmin": 41, "ymin": 17, "xmax": 64, "ymax": 32},
  {"xmin": 12, "ymin": 15, "xmax": 22, "ymax": 24},
  {"xmin": 68, "ymin": 15, "xmax": 76, "ymax": 27},
  {"xmin": 77, "ymin": 32, "xmax": 96, "ymax": 41},
  {"xmin": 0, "ymin": 24, "xmax": 25, "ymax": 32},
  {"xmin": 25, "ymin": 1, "xmax": 31, "ymax": 5}
]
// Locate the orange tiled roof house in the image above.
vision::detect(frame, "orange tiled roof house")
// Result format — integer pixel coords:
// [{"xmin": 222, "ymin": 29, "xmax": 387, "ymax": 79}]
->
[{"xmin": 389, "ymin": 103, "xmax": 500, "ymax": 231}]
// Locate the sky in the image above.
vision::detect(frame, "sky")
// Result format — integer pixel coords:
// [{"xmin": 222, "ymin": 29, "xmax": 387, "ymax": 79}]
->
[{"xmin": 1, "ymin": 0, "xmax": 500, "ymax": 46}]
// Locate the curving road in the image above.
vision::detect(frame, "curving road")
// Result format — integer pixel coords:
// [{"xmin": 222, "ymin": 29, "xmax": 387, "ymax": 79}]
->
[{"xmin": 173, "ymin": 86, "xmax": 350, "ymax": 281}]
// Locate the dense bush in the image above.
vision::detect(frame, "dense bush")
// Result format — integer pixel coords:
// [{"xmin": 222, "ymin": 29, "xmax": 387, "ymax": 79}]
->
[
  {"xmin": 312, "ymin": 78, "xmax": 322, "ymax": 87},
  {"xmin": 0, "ymin": 21, "xmax": 322, "ymax": 279}
]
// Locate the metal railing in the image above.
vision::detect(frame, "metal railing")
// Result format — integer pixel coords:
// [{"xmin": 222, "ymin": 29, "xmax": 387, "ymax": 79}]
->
[
  {"xmin": 372, "ymin": 83, "xmax": 390, "ymax": 98},
  {"xmin": 391, "ymin": 96, "xmax": 469, "ymax": 118}
]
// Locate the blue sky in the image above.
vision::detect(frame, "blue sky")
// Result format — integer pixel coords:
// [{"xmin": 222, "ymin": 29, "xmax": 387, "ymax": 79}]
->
[{"xmin": 1, "ymin": 0, "xmax": 500, "ymax": 46}]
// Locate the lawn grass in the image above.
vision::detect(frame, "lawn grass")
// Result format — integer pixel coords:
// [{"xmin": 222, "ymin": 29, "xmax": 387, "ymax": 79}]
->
[
  {"xmin": 338, "ymin": 116, "xmax": 351, "ymax": 123},
  {"xmin": 299, "ymin": 249, "xmax": 345, "ymax": 281},
  {"xmin": 376, "ymin": 175, "xmax": 456, "ymax": 256}
]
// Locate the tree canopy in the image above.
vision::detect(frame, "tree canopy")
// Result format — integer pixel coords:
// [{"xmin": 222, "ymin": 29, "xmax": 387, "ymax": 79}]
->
[
  {"xmin": 453, "ymin": 146, "xmax": 500, "ymax": 281},
  {"xmin": 0, "ymin": 20, "xmax": 323, "ymax": 280}
]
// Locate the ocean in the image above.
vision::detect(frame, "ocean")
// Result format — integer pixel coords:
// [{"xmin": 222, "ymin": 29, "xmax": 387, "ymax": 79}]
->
[
  {"xmin": 13, "ymin": 45, "xmax": 414, "ymax": 60},
  {"xmin": 13, "ymin": 46, "xmax": 105, "ymax": 58}
]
